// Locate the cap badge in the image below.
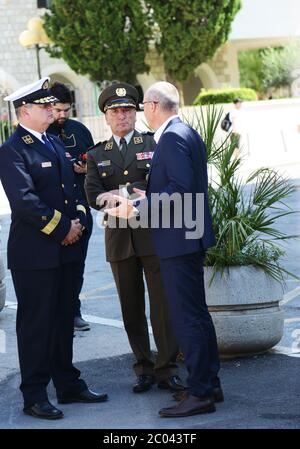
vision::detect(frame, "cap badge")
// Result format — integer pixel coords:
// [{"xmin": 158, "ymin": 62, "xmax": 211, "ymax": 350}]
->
[
  {"xmin": 42, "ymin": 80, "xmax": 49, "ymax": 89},
  {"xmin": 22, "ymin": 135, "xmax": 34, "ymax": 144},
  {"xmin": 116, "ymin": 88, "xmax": 126, "ymax": 97},
  {"xmin": 105, "ymin": 142, "xmax": 113, "ymax": 151},
  {"xmin": 133, "ymin": 137, "xmax": 143, "ymax": 145}
]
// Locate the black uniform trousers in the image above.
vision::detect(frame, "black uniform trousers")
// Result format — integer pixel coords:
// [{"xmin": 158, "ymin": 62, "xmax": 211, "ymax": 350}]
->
[
  {"xmin": 110, "ymin": 254, "xmax": 178, "ymax": 381},
  {"xmin": 74, "ymin": 209, "xmax": 93, "ymax": 317},
  {"xmin": 159, "ymin": 251, "xmax": 221, "ymax": 397},
  {"xmin": 12, "ymin": 263, "xmax": 87, "ymax": 408}
]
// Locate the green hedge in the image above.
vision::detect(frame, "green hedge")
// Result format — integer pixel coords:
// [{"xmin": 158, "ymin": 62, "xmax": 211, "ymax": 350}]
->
[
  {"xmin": 193, "ymin": 87, "xmax": 258, "ymax": 105},
  {"xmin": 0, "ymin": 120, "xmax": 14, "ymax": 145}
]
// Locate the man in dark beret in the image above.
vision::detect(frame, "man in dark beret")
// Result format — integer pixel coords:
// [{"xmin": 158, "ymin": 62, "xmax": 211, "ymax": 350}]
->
[{"xmin": 85, "ymin": 82, "xmax": 184, "ymax": 394}]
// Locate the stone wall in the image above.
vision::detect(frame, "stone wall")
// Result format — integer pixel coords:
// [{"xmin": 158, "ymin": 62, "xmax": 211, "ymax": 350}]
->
[
  {"xmin": 209, "ymin": 43, "xmax": 239, "ymax": 87},
  {"xmin": 0, "ymin": 0, "xmax": 65, "ymax": 91}
]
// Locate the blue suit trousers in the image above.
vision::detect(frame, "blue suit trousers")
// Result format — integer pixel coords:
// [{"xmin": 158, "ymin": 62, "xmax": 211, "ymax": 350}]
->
[{"xmin": 159, "ymin": 251, "xmax": 220, "ymax": 397}]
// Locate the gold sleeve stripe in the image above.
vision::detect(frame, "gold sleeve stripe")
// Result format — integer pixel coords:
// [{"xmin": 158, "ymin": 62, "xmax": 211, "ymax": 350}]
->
[
  {"xmin": 76, "ymin": 205, "xmax": 86, "ymax": 215},
  {"xmin": 41, "ymin": 210, "xmax": 61, "ymax": 235}
]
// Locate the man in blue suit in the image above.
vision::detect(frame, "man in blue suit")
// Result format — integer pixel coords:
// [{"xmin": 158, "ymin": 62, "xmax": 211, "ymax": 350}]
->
[
  {"xmin": 0, "ymin": 78, "xmax": 107, "ymax": 420},
  {"xmin": 106, "ymin": 81, "xmax": 223, "ymax": 417}
]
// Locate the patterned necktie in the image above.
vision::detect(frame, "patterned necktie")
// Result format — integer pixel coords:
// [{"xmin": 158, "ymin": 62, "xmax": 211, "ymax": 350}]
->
[
  {"xmin": 42, "ymin": 134, "xmax": 56, "ymax": 155},
  {"xmin": 119, "ymin": 137, "xmax": 128, "ymax": 159}
]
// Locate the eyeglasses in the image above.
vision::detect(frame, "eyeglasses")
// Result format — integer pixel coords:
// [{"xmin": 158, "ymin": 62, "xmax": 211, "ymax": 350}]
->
[{"xmin": 139, "ymin": 100, "xmax": 159, "ymax": 111}]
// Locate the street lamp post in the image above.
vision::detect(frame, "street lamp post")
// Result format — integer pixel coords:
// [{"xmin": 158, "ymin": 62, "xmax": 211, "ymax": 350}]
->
[{"xmin": 19, "ymin": 17, "xmax": 51, "ymax": 79}]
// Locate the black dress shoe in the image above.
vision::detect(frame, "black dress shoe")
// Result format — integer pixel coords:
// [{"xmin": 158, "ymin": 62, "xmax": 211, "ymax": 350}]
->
[
  {"xmin": 173, "ymin": 386, "xmax": 224, "ymax": 403},
  {"xmin": 157, "ymin": 375, "xmax": 185, "ymax": 392},
  {"xmin": 132, "ymin": 375, "xmax": 155, "ymax": 393},
  {"xmin": 159, "ymin": 394, "xmax": 215, "ymax": 418},
  {"xmin": 58, "ymin": 388, "xmax": 108, "ymax": 404},
  {"xmin": 23, "ymin": 401, "xmax": 63, "ymax": 420}
]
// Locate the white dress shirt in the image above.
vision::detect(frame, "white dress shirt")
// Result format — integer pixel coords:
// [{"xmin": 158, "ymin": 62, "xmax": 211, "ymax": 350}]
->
[
  {"xmin": 113, "ymin": 130, "xmax": 134, "ymax": 149},
  {"xmin": 154, "ymin": 115, "xmax": 179, "ymax": 143}
]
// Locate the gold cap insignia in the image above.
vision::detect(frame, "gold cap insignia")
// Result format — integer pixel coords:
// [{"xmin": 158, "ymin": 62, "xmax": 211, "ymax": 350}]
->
[
  {"xmin": 22, "ymin": 135, "xmax": 34, "ymax": 144},
  {"xmin": 42, "ymin": 80, "xmax": 49, "ymax": 89},
  {"xmin": 116, "ymin": 88, "xmax": 126, "ymax": 97},
  {"xmin": 105, "ymin": 142, "xmax": 113, "ymax": 151},
  {"xmin": 134, "ymin": 137, "xmax": 143, "ymax": 145}
]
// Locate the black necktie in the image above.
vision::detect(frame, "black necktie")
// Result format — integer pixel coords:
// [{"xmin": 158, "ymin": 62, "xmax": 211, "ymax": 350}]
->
[
  {"xmin": 42, "ymin": 134, "xmax": 56, "ymax": 154},
  {"xmin": 119, "ymin": 137, "xmax": 128, "ymax": 159}
]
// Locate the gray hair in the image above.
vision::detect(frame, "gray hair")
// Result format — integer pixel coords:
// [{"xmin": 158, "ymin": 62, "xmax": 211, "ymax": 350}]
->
[
  {"xmin": 146, "ymin": 81, "xmax": 179, "ymax": 113},
  {"xmin": 15, "ymin": 103, "xmax": 33, "ymax": 119}
]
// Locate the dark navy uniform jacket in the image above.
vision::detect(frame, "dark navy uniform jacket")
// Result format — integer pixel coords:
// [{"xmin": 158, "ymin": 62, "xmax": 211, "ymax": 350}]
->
[
  {"xmin": 146, "ymin": 117, "xmax": 215, "ymax": 259},
  {"xmin": 48, "ymin": 119, "xmax": 94, "ymax": 201},
  {"xmin": 0, "ymin": 125, "xmax": 87, "ymax": 270}
]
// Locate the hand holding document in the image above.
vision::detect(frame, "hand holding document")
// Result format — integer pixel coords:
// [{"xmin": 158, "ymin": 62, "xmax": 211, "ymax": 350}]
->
[
  {"xmin": 104, "ymin": 195, "xmax": 136, "ymax": 219},
  {"xmin": 103, "ymin": 187, "xmax": 146, "ymax": 219},
  {"xmin": 96, "ymin": 190, "xmax": 122, "ymax": 209}
]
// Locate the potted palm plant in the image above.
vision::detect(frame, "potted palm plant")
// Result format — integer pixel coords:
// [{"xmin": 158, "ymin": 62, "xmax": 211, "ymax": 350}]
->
[{"xmin": 183, "ymin": 105, "xmax": 298, "ymax": 358}]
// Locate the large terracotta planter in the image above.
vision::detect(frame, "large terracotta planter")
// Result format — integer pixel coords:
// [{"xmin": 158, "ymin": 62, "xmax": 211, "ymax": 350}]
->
[{"xmin": 204, "ymin": 266, "xmax": 284, "ymax": 358}]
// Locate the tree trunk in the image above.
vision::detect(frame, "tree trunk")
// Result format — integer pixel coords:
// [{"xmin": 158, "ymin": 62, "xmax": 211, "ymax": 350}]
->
[{"xmin": 166, "ymin": 74, "xmax": 185, "ymax": 107}]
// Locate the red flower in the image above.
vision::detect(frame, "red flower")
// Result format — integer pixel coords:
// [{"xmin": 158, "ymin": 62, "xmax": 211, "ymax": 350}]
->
[{"xmin": 78, "ymin": 152, "xmax": 88, "ymax": 162}]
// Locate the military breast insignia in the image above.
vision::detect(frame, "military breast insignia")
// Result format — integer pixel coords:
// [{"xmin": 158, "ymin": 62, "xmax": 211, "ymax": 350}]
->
[
  {"xmin": 41, "ymin": 162, "xmax": 52, "ymax": 168},
  {"xmin": 136, "ymin": 151, "xmax": 154, "ymax": 160},
  {"xmin": 63, "ymin": 134, "xmax": 76, "ymax": 148},
  {"xmin": 116, "ymin": 88, "xmax": 126, "ymax": 96},
  {"xmin": 22, "ymin": 135, "xmax": 34, "ymax": 144},
  {"xmin": 105, "ymin": 142, "xmax": 113, "ymax": 151},
  {"xmin": 133, "ymin": 137, "xmax": 143, "ymax": 145},
  {"xmin": 97, "ymin": 160, "xmax": 111, "ymax": 167}
]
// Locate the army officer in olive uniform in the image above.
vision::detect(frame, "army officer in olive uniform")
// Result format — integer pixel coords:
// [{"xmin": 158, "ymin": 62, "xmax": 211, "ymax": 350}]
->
[{"xmin": 85, "ymin": 83, "xmax": 184, "ymax": 394}]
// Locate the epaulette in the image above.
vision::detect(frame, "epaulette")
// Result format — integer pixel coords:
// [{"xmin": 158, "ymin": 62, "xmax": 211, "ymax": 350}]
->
[{"xmin": 87, "ymin": 140, "xmax": 107, "ymax": 152}]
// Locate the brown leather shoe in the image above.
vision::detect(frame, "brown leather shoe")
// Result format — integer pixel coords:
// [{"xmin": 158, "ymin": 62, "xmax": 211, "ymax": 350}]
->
[
  {"xmin": 173, "ymin": 386, "xmax": 224, "ymax": 403},
  {"xmin": 159, "ymin": 394, "xmax": 215, "ymax": 418}
]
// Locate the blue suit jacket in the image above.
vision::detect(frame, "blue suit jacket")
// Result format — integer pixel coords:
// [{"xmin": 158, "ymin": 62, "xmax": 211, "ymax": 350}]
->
[
  {"xmin": 0, "ymin": 125, "xmax": 87, "ymax": 270},
  {"xmin": 145, "ymin": 117, "xmax": 215, "ymax": 259}
]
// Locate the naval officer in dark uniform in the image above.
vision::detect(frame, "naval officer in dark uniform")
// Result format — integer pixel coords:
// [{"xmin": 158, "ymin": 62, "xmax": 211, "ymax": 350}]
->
[
  {"xmin": 85, "ymin": 83, "xmax": 184, "ymax": 394},
  {"xmin": 0, "ymin": 77, "xmax": 107, "ymax": 420},
  {"xmin": 48, "ymin": 82, "xmax": 94, "ymax": 331}
]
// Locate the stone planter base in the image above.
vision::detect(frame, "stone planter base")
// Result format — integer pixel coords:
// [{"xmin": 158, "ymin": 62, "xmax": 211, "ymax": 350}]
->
[{"xmin": 204, "ymin": 266, "xmax": 284, "ymax": 358}]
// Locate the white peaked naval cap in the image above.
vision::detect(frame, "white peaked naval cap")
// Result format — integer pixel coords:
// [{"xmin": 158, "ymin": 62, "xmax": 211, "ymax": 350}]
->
[{"xmin": 4, "ymin": 77, "xmax": 58, "ymax": 108}]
